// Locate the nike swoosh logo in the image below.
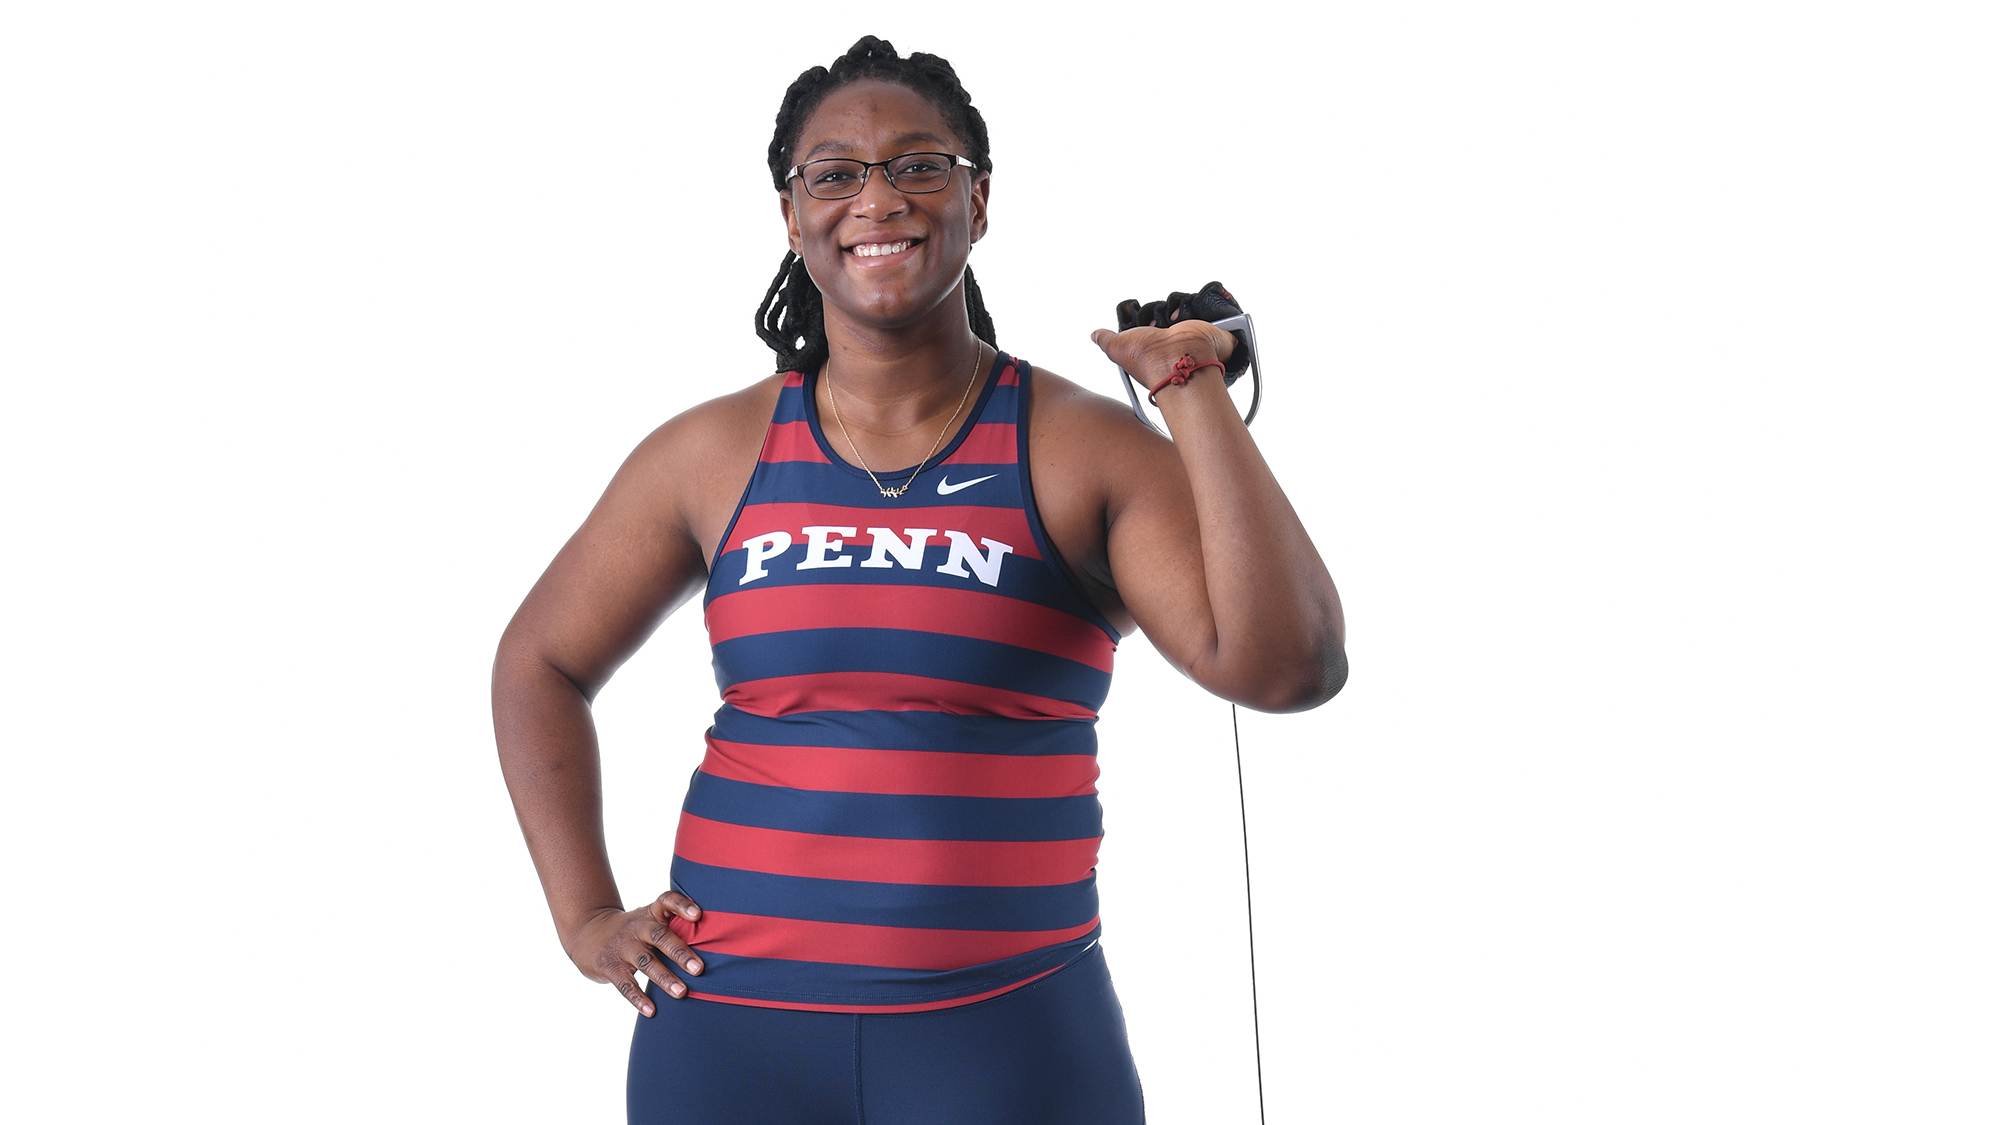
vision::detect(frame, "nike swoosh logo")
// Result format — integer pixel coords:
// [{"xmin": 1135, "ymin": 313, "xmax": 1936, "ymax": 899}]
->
[{"xmin": 936, "ymin": 474, "xmax": 998, "ymax": 496}]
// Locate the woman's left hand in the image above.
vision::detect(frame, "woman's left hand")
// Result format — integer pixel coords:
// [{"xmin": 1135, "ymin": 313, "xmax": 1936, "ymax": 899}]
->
[{"xmin": 1089, "ymin": 320, "xmax": 1236, "ymax": 386}]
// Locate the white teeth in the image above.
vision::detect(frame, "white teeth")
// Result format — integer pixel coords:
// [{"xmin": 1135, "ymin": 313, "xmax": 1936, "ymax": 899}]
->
[{"xmin": 852, "ymin": 240, "xmax": 912, "ymax": 257}]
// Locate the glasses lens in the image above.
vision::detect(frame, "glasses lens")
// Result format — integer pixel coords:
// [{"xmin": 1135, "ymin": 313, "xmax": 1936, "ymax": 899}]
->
[
  {"xmin": 802, "ymin": 159, "xmax": 868, "ymax": 199},
  {"xmin": 884, "ymin": 153, "xmax": 954, "ymax": 193}
]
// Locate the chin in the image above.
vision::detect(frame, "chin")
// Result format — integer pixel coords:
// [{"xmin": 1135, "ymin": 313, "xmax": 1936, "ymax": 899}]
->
[{"xmin": 836, "ymin": 278, "xmax": 966, "ymax": 332}]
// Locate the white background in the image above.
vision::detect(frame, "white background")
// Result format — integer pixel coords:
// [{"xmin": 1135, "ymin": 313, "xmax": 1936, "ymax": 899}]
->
[{"xmin": 3, "ymin": 2, "xmax": 1995, "ymax": 1122}]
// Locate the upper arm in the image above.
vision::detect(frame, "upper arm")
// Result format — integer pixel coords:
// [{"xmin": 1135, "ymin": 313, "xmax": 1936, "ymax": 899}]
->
[
  {"xmin": 1028, "ymin": 369, "xmax": 1219, "ymax": 672},
  {"xmin": 1096, "ymin": 425, "xmax": 1222, "ymax": 677}
]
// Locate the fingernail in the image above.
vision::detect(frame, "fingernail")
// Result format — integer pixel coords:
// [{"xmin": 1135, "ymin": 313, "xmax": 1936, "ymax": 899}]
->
[
  {"xmin": 670, "ymin": 982, "xmax": 686, "ymax": 998},
  {"xmin": 686, "ymin": 959, "xmax": 702, "ymax": 974},
  {"xmin": 642, "ymin": 1004, "xmax": 655, "ymax": 1017}
]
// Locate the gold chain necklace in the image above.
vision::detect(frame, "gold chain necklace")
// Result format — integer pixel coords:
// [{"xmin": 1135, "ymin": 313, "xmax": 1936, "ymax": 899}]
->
[{"xmin": 826, "ymin": 343, "xmax": 985, "ymax": 499}]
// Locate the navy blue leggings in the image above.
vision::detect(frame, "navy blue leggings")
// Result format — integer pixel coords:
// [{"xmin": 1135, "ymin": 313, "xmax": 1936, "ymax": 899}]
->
[{"xmin": 628, "ymin": 942, "xmax": 1145, "ymax": 1124}]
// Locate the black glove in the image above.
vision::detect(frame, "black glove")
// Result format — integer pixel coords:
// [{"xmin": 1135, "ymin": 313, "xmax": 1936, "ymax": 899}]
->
[{"xmin": 1113, "ymin": 281, "xmax": 1251, "ymax": 382}]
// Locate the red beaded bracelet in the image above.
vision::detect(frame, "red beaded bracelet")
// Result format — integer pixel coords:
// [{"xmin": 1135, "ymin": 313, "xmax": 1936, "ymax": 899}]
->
[{"xmin": 1147, "ymin": 354, "xmax": 1226, "ymax": 405}]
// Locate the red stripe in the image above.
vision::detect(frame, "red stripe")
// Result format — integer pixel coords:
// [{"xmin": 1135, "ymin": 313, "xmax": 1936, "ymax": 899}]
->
[
  {"xmin": 731, "ymin": 503, "xmax": 1041, "ymax": 560},
  {"xmin": 941, "ymin": 423, "xmax": 1016, "ymax": 466},
  {"xmin": 682, "ymin": 963, "xmax": 1064, "ymax": 1014},
  {"xmin": 674, "ymin": 813, "xmax": 1100, "ymax": 887},
  {"xmin": 726, "ymin": 671, "xmax": 1096, "ymax": 721},
  {"xmin": 701, "ymin": 739, "xmax": 1099, "ymax": 799},
  {"xmin": 996, "ymin": 362, "xmax": 1020, "ymax": 387},
  {"xmin": 782, "ymin": 370, "xmax": 805, "ymax": 388},
  {"xmin": 705, "ymin": 584, "xmax": 1115, "ymax": 671},
  {"xmin": 669, "ymin": 910, "xmax": 1100, "ymax": 972},
  {"xmin": 759, "ymin": 420, "xmax": 829, "ymax": 464}
]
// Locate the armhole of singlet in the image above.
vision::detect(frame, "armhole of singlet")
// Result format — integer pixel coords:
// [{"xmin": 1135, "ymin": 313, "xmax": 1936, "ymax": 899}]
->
[
  {"xmin": 701, "ymin": 372, "xmax": 794, "ymax": 606},
  {"xmin": 1015, "ymin": 361, "xmax": 1123, "ymax": 644}
]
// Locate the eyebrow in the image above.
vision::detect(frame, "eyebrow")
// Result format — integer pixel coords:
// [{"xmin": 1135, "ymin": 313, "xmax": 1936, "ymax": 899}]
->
[{"xmin": 803, "ymin": 130, "xmax": 953, "ymax": 160}]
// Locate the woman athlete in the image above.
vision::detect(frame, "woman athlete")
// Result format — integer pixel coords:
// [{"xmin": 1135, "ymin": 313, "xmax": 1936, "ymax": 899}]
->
[{"xmin": 493, "ymin": 36, "xmax": 1345, "ymax": 1124}]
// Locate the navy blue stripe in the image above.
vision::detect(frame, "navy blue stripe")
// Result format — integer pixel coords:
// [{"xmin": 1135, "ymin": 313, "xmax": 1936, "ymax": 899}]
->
[
  {"xmin": 709, "ymin": 707, "xmax": 1098, "ymax": 757},
  {"xmin": 669, "ymin": 928, "xmax": 1102, "ymax": 1006},
  {"xmin": 748, "ymin": 460, "xmax": 1025, "ymax": 508},
  {"xmin": 712, "ymin": 628, "xmax": 1111, "ymax": 710},
  {"xmin": 682, "ymin": 771, "xmax": 1103, "ymax": 842},
  {"xmin": 769, "ymin": 383, "xmax": 813, "ymax": 425},
  {"xmin": 670, "ymin": 857, "xmax": 1098, "ymax": 932}
]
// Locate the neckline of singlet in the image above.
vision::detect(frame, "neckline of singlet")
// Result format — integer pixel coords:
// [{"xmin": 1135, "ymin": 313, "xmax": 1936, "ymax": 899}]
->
[{"xmin": 800, "ymin": 349, "xmax": 1013, "ymax": 484}]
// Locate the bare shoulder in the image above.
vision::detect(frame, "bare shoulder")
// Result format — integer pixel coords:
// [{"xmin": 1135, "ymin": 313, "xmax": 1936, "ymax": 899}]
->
[
  {"xmin": 626, "ymin": 373, "xmax": 785, "ymax": 482},
  {"xmin": 598, "ymin": 372, "xmax": 788, "ymax": 556},
  {"xmin": 1024, "ymin": 363, "xmax": 1184, "ymax": 496},
  {"xmin": 1024, "ymin": 362, "xmax": 1126, "ymax": 419}
]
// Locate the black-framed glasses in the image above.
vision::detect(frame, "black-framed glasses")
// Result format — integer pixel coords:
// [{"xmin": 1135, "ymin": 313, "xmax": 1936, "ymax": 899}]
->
[{"xmin": 787, "ymin": 152, "xmax": 976, "ymax": 200}]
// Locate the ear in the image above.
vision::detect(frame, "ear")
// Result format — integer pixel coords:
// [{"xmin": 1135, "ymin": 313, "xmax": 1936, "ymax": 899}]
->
[
  {"xmin": 968, "ymin": 172, "xmax": 991, "ymax": 246},
  {"xmin": 779, "ymin": 189, "xmax": 802, "ymax": 256}
]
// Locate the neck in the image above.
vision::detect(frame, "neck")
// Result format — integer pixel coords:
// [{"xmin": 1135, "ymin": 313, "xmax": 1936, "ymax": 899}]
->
[{"xmin": 819, "ymin": 280, "xmax": 986, "ymax": 431}]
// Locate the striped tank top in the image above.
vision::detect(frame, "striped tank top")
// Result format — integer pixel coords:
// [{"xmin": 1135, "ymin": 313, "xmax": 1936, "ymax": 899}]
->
[{"xmin": 666, "ymin": 351, "xmax": 1120, "ymax": 1012}]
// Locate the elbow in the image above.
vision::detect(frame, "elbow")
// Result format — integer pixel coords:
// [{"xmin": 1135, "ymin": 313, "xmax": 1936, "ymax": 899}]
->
[
  {"xmin": 1235, "ymin": 645, "xmax": 1347, "ymax": 714},
  {"xmin": 491, "ymin": 631, "xmax": 538, "ymax": 702},
  {"xmin": 491, "ymin": 630, "xmax": 598, "ymax": 737}
]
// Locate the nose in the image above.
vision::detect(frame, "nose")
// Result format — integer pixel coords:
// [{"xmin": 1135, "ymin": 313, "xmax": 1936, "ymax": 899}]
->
[{"xmin": 848, "ymin": 164, "xmax": 910, "ymax": 219}]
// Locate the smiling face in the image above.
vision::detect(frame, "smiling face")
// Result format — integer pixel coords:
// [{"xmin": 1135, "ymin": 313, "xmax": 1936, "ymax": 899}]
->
[{"xmin": 780, "ymin": 79, "xmax": 990, "ymax": 338}]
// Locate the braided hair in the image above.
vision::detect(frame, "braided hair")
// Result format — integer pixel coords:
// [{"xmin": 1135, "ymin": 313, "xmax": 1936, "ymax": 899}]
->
[{"xmin": 755, "ymin": 36, "xmax": 997, "ymax": 374}]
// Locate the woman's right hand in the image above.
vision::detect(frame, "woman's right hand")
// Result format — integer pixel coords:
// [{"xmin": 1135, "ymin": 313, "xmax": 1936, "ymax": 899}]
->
[{"xmin": 563, "ymin": 891, "xmax": 705, "ymax": 1017}]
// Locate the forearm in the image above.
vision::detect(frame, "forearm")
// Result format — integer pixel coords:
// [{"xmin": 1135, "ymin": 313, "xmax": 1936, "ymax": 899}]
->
[
  {"xmin": 1153, "ymin": 373, "xmax": 1346, "ymax": 710},
  {"xmin": 492, "ymin": 645, "xmax": 627, "ymax": 949}
]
